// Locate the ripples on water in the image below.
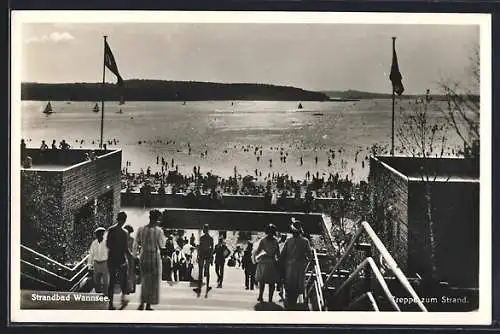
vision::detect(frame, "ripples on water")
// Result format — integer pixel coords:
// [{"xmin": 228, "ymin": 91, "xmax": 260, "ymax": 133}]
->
[{"xmin": 21, "ymin": 100, "xmax": 463, "ymax": 182}]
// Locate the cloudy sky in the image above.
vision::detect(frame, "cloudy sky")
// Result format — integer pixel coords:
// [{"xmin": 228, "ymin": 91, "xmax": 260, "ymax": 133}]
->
[{"xmin": 20, "ymin": 22, "xmax": 478, "ymax": 94}]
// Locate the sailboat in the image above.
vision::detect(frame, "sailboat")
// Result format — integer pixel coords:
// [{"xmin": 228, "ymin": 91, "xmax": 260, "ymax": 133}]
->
[
  {"xmin": 93, "ymin": 103, "xmax": 100, "ymax": 113},
  {"xmin": 298, "ymin": 103, "xmax": 303, "ymax": 109},
  {"xmin": 43, "ymin": 101, "xmax": 53, "ymax": 115},
  {"xmin": 116, "ymin": 108, "xmax": 123, "ymax": 114}
]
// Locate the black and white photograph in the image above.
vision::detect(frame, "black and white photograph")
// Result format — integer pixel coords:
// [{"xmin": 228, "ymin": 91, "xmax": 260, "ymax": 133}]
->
[{"xmin": 10, "ymin": 11, "xmax": 491, "ymax": 325}]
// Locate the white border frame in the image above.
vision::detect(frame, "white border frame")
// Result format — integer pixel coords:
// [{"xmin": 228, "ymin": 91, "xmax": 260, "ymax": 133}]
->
[{"xmin": 10, "ymin": 11, "xmax": 492, "ymax": 325}]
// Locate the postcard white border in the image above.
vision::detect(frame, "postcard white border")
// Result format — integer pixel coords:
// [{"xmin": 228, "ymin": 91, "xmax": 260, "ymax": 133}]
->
[{"xmin": 10, "ymin": 11, "xmax": 492, "ymax": 325}]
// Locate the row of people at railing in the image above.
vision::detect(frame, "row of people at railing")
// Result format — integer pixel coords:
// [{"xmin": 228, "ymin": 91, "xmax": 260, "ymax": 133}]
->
[
  {"xmin": 87, "ymin": 209, "xmax": 315, "ymax": 311},
  {"xmin": 122, "ymin": 166, "xmax": 361, "ymax": 200},
  {"xmin": 132, "ymin": 182, "xmax": 319, "ymax": 212},
  {"xmin": 20, "ymin": 139, "xmax": 107, "ymax": 168}
]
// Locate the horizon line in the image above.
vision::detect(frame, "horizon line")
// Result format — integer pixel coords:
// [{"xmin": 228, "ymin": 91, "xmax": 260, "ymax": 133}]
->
[{"xmin": 20, "ymin": 79, "xmax": 442, "ymax": 96}]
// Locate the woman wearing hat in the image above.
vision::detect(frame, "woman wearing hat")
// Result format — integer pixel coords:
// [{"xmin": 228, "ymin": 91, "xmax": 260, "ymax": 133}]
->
[
  {"xmin": 279, "ymin": 219, "xmax": 312, "ymax": 310},
  {"xmin": 254, "ymin": 223, "xmax": 280, "ymax": 303},
  {"xmin": 134, "ymin": 209, "xmax": 166, "ymax": 310}
]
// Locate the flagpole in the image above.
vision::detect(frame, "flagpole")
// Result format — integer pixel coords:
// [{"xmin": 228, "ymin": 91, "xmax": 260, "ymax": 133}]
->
[
  {"xmin": 391, "ymin": 36, "xmax": 396, "ymax": 156},
  {"xmin": 100, "ymin": 36, "xmax": 107, "ymax": 149}
]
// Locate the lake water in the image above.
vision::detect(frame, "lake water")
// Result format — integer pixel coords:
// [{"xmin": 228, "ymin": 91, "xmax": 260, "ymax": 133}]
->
[{"xmin": 21, "ymin": 99, "xmax": 463, "ymax": 182}]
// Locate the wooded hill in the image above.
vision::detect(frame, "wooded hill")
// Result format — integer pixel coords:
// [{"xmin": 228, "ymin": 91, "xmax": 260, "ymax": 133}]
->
[{"xmin": 21, "ymin": 80, "xmax": 330, "ymax": 101}]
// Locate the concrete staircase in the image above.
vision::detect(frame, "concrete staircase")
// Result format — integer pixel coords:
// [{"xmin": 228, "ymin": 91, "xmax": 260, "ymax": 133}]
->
[
  {"xmin": 22, "ymin": 265, "xmax": 286, "ymax": 311},
  {"xmin": 126, "ymin": 266, "xmax": 284, "ymax": 311}
]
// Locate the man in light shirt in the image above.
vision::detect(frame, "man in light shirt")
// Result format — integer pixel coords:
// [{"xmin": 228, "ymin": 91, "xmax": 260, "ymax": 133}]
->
[{"xmin": 88, "ymin": 227, "xmax": 109, "ymax": 294}]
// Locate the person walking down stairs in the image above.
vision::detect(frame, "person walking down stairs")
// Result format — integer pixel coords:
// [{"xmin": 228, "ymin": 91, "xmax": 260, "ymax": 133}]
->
[
  {"xmin": 242, "ymin": 242, "xmax": 256, "ymax": 290},
  {"xmin": 214, "ymin": 238, "xmax": 231, "ymax": 288},
  {"xmin": 280, "ymin": 219, "xmax": 312, "ymax": 310},
  {"xmin": 134, "ymin": 210, "xmax": 167, "ymax": 310},
  {"xmin": 193, "ymin": 224, "xmax": 214, "ymax": 298},
  {"xmin": 254, "ymin": 224, "xmax": 280, "ymax": 303}
]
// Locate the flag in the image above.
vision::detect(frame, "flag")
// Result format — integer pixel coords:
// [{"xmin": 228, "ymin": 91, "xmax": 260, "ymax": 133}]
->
[
  {"xmin": 104, "ymin": 40, "xmax": 123, "ymax": 86},
  {"xmin": 390, "ymin": 47, "xmax": 404, "ymax": 95}
]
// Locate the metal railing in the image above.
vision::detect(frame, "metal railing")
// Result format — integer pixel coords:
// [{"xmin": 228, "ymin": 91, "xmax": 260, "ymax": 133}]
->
[
  {"xmin": 304, "ymin": 249, "xmax": 326, "ymax": 311},
  {"xmin": 325, "ymin": 220, "xmax": 428, "ymax": 312},
  {"xmin": 21, "ymin": 245, "xmax": 90, "ymax": 292},
  {"xmin": 334, "ymin": 257, "xmax": 400, "ymax": 311},
  {"xmin": 346, "ymin": 292, "xmax": 380, "ymax": 311}
]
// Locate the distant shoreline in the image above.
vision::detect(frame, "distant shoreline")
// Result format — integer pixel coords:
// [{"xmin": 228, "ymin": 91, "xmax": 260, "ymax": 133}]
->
[{"xmin": 21, "ymin": 80, "xmax": 330, "ymax": 102}]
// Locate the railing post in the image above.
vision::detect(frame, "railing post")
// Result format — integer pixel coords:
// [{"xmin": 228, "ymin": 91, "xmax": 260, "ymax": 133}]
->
[{"xmin": 356, "ymin": 242, "xmax": 372, "ymax": 292}]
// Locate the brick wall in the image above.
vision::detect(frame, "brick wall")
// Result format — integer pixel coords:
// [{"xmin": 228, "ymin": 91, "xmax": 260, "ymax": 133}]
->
[
  {"xmin": 370, "ymin": 156, "xmax": 479, "ymax": 289},
  {"xmin": 20, "ymin": 150, "xmax": 121, "ymax": 263},
  {"xmin": 21, "ymin": 170, "xmax": 66, "ymax": 262},
  {"xmin": 369, "ymin": 157, "xmax": 409, "ymax": 271},
  {"xmin": 62, "ymin": 150, "xmax": 122, "ymax": 262}
]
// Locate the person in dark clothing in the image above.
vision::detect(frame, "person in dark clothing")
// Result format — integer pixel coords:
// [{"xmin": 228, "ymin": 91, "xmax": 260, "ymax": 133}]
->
[
  {"xmin": 165, "ymin": 235, "xmax": 175, "ymax": 257},
  {"xmin": 59, "ymin": 139, "xmax": 71, "ymax": 150},
  {"xmin": 193, "ymin": 224, "xmax": 214, "ymax": 298},
  {"xmin": 40, "ymin": 140, "xmax": 48, "ymax": 151},
  {"xmin": 106, "ymin": 211, "xmax": 130, "ymax": 310},
  {"xmin": 242, "ymin": 242, "xmax": 256, "ymax": 290},
  {"xmin": 21, "ymin": 139, "xmax": 26, "ymax": 163},
  {"xmin": 214, "ymin": 238, "xmax": 230, "ymax": 288},
  {"xmin": 190, "ymin": 233, "xmax": 196, "ymax": 246},
  {"xmin": 171, "ymin": 248, "xmax": 185, "ymax": 282},
  {"xmin": 263, "ymin": 188, "xmax": 272, "ymax": 210}
]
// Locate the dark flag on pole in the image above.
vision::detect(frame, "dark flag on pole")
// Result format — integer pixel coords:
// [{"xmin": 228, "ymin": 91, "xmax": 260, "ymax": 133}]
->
[
  {"xmin": 104, "ymin": 40, "xmax": 123, "ymax": 86},
  {"xmin": 390, "ymin": 47, "xmax": 404, "ymax": 95}
]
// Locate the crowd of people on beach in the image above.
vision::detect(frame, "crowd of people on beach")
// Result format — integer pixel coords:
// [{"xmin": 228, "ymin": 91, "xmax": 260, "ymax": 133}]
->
[
  {"xmin": 122, "ymin": 160, "xmax": 364, "ymax": 202},
  {"xmin": 87, "ymin": 209, "xmax": 315, "ymax": 310}
]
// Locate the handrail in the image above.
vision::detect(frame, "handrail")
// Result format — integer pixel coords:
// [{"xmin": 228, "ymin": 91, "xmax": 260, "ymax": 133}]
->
[
  {"xmin": 21, "ymin": 273, "xmax": 57, "ymax": 289},
  {"xmin": 325, "ymin": 226, "xmax": 363, "ymax": 284},
  {"xmin": 365, "ymin": 292, "xmax": 379, "ymax": 311},
  {"xmin": 21, "ymin": 260, "xmax": 72, "ymax": 282},
  {"xmin": 22, "ymin": 259, "xmax": 90, "ymax": 291},
  {"xmin": 361, "ymin": 222, "xmax": 427, "ymax": 312},
  {"xmin": 21, "ymin": 245, "xmax": 89, "ymax": 272},
  {"xmin": 334, "ymin": 257, "xmax": 401, "ymax": 311},
  {"xmin": 313, "ymin": 280, "xmax": 321, "ymax": 311},
  {"xmin": 324, "ymin": 220, "xmax": 428, "ymax": 312},
  {"xmin": 69, "ymin": 273, "xmax": 91, "ymax": 292},
  {"xmin": 68, "ymin": 264, "xmax": 89, "ymax": 282},
  {"xmin": 346, "ymin": 292, "xmax": 380, "ymax": 311},
  {"xmin": 312, "ymin": 249, "xmax": 325, "ymax": 309},
  {"xmin": 304, "ymin": 249, "xmax": 326, "ymax": 311}
]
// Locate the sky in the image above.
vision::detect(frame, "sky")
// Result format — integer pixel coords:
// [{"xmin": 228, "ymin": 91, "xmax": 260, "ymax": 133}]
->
[{"xmin": 19, "ymin": 22, "xmax": 479, "ymax": 94}]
